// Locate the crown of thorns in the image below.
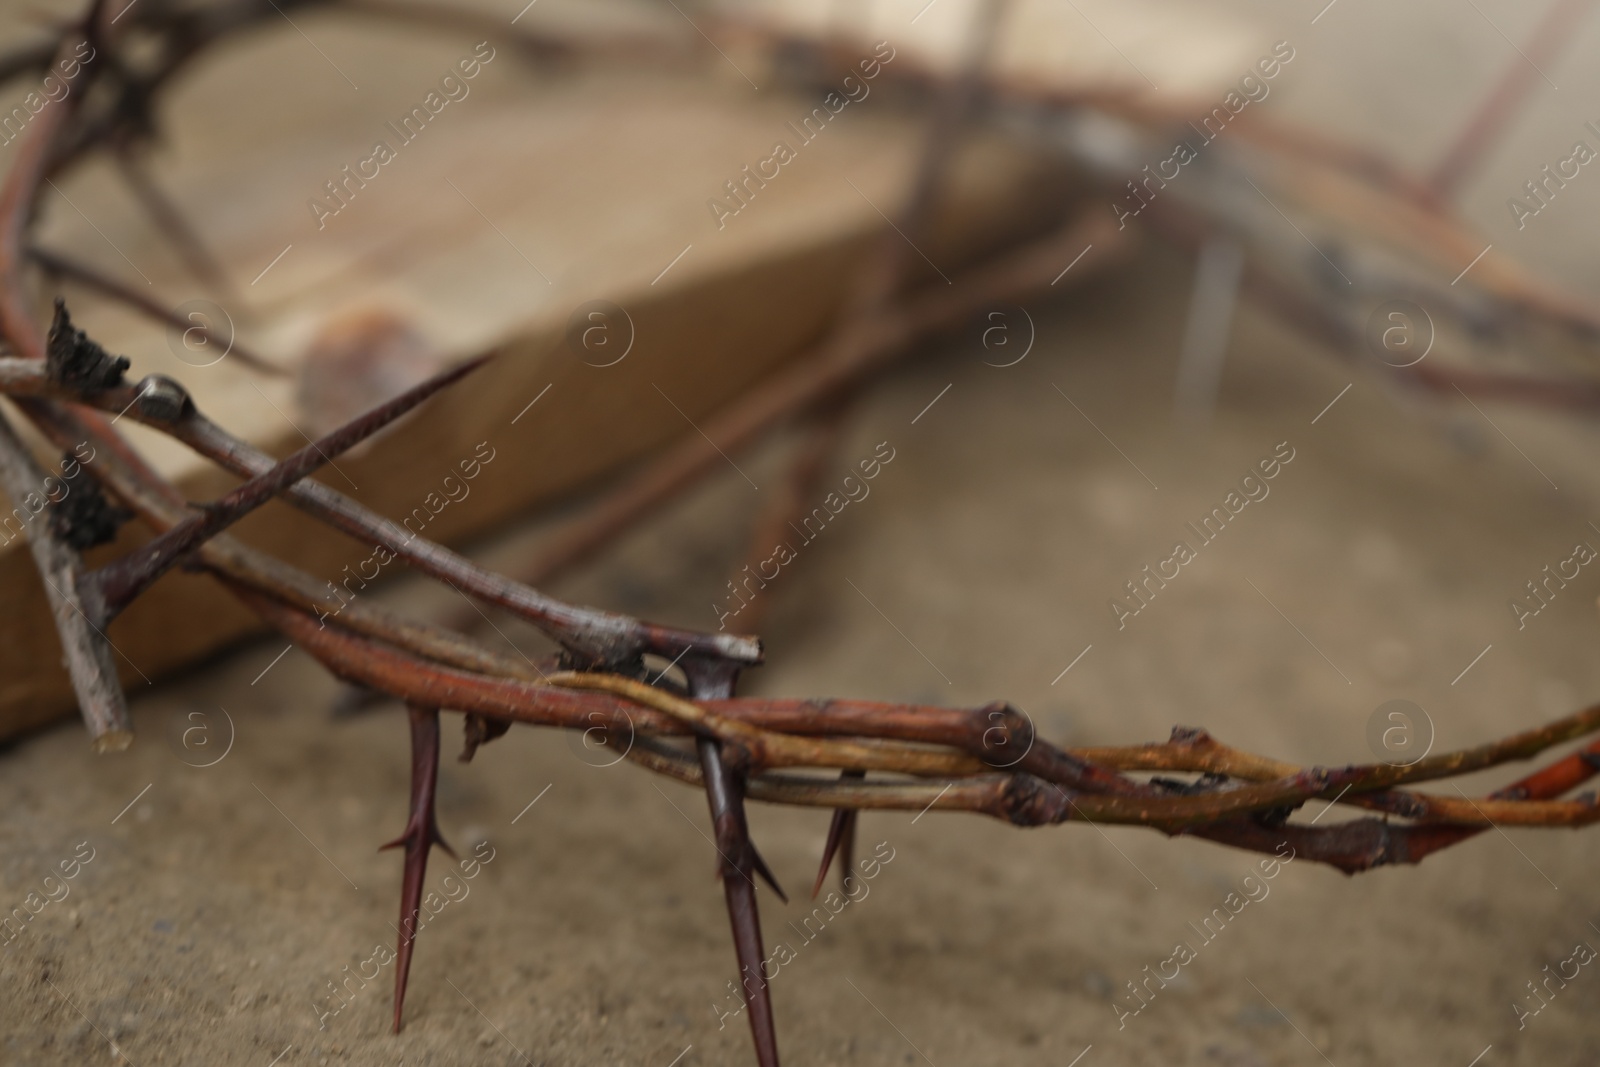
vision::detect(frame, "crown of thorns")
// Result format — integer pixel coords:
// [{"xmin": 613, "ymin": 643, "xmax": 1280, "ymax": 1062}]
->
[{"xmin": 4, "ymin": 5, "xmax": 1599, "ymax": 1065}]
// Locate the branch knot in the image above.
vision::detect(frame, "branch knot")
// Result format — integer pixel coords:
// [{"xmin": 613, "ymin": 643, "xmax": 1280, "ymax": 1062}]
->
[
  {"xmin": 46, "ymin": 300, "xmax": 130, "ymax": 393},
  {"xmin": 48, "ymin": 452, "xmax": 131, "ymax": 550}
]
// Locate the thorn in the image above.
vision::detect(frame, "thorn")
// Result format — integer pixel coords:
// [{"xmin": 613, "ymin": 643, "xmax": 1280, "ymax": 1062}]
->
[
  {"xmin": 458, "ymin": 712, "xmax": 512, "ymax": 762},
  {"xmin": 811, "ymin": 770, "xmax": 865, "ymax": 899},
  {"xmin": 697, "ymin": 736, "xmax": 781, "ymax": 1067},
  {"xmin": 432, "ymin": 821, "xmax": 458, "ymax": 861},
  {"xmin": 749, "ymin": 841, "xmax": 788, "ymax": 905},
  {"xmin": 838, "ymin": 802, "xmax": 858, "ymax": 897},
  {"xmin": 384, "ymin": 704, "xmax": 452, "ymax": 1033}
]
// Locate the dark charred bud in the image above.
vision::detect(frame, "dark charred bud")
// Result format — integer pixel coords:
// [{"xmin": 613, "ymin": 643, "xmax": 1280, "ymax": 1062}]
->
[
  {"xmin": 48, "ymin": 455, "xmax": 132, "ymax": 550},
  {"xmin": 976, "ymin": 700, "xmax": 1034, "ymax": 768},
  {"xmin": 46, "ymin": 300, "xmax": 130, "ymax": 393}
]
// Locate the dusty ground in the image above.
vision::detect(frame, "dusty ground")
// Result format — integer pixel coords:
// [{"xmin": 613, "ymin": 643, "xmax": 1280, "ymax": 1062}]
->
[{"xmin": 6, "ymin": 1, "xmax": 1600, "ymax": 1065}]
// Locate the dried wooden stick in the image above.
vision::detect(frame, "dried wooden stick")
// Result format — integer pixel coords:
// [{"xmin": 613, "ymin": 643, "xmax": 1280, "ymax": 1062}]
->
[{"xmin": 0, "ymin": 405, "xmax": 129, "ymax": 749}]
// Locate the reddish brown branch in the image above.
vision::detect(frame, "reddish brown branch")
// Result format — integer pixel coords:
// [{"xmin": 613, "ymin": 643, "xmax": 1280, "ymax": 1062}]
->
[
  {"xmin": 1426, "ymin": 0, "xmax": 1593, "ymax": 199},
  {"xmin": 0, "ymin": 24, "xmax": 96, "ymax": 360}
]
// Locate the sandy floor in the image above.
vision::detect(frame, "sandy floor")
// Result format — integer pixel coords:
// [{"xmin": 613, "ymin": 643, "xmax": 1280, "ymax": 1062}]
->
[{"xmin": 6, "ymin": 2, "xmax": 1600, "ymax": 1066}]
